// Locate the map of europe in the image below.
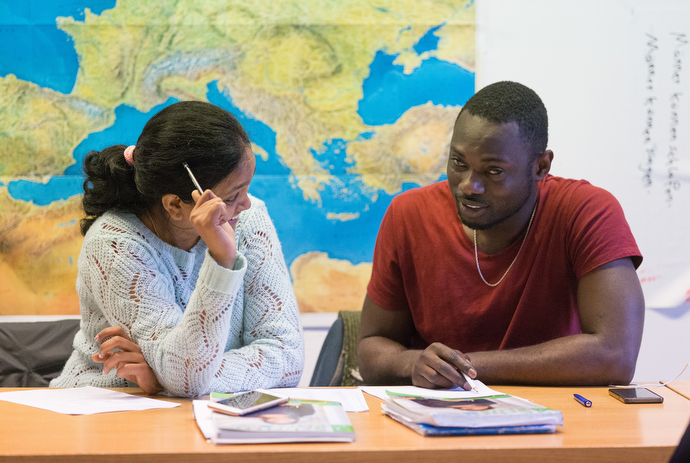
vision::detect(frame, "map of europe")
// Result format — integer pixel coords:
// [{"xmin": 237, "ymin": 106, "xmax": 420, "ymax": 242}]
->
[{"xmin": 0, "ymin": 0, "xmax": 475, "ymax": 315}]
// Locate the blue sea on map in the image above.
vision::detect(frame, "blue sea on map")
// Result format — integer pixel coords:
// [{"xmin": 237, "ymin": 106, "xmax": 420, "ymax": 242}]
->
[
  {"xmin": 1, "ymin": 10, "xmax": 473, "ymax": 265},
  {"xmin": 0, "ymin": 1, "xmax": 117, "ymax": 93}
]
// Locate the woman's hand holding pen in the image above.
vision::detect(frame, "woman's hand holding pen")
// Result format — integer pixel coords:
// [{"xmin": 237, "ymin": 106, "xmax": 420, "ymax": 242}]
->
[
  {"xmin": 92, "ymin": 326, "xmax": 163, "ymax": 395},
  {"xmin": 412, "ymin": 342, "xmax": 478, "ymax": 390},
  {"xmin": 190, "ymin": 189, "xmax": 237, "ymax": 269}
]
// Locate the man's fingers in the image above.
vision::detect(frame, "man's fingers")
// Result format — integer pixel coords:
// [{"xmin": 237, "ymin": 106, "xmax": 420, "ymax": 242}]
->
[
  {"xmin": 412, "ymin": 343, "xmax": 478, "ymax": 389},
  {"xmin": 431, "ymin": 358, "xmax": 465, "ymax": 387},
  {"xmin": 411, "ymin": 363, "xmax": 440, "ymax": 389},
  {"xmin": 417, "ymin": 363, "xmax": 457, "ymax": 389},
  {"xmin": 414, "ymin": 352, "xmax": 462, "ymax": 388},
  {"xmin": 429, "ymin": 342, "xmax": 475, "ymax": 376},
  {"xmin": 430, "ymin": 343, "xmax": 472, "ymax": 368}
]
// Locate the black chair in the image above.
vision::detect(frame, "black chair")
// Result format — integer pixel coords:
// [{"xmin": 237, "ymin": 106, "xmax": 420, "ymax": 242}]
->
[
  {"xmin": 310, "ymin": 311, "xmax": 362, "ymax": 387},
  {"xmin": 669, "ymin": 419, "xmax": 690, "ymax": 463},
  {"xmin": 0, "ymin": 319, "xmax": 79, "ymax": 386}
]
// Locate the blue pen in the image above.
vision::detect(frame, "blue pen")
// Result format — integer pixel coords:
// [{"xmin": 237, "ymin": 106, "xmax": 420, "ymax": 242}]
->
[{"xmin": 574, "ymin": 393, "xmax": 592, "ymax": 407}]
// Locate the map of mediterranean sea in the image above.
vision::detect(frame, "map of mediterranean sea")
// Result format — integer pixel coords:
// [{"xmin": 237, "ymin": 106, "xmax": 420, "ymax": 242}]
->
[{"xmin": 0, "ymin": 0, "xmax": 475, "ymax": 315}]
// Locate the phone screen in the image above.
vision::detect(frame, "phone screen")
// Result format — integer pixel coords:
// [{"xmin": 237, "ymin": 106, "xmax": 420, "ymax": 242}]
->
[
  {"xmin": 609, "ymin": 387, "xmax": 664, "ymax": 403},
  {"xmin": 217, "ymin": 391, "xmax": 283, "ymax": 410}
]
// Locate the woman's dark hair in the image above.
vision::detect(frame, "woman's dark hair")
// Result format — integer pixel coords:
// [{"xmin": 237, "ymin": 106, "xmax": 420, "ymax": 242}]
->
[{"xmin": 80, "ymin": 101, "xmax": 250, "ymax": 235}]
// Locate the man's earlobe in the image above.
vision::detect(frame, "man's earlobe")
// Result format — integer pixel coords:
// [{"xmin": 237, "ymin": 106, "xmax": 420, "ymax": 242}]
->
[{"xmin": 535, "ymin": 150, "xmax": 554, "ymax": 179}]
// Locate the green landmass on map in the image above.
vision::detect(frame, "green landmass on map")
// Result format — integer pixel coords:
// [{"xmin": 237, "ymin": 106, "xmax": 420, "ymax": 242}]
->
[{"xmin": 0, "ymin": 0, "xmax": 474, "ymax": 314}]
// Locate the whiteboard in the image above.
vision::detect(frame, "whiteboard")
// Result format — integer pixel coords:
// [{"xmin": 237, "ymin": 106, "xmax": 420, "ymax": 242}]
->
[{"xmin": 476, "ymin": 0, "xmax": 690, "ymax": 381}]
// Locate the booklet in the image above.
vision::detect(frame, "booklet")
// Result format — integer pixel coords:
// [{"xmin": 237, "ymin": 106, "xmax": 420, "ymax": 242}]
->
[
  {"xmin": 384, "ymin": 405, "xmax": 557, "ymax": 436},
  {"xmin": 208, "ymin": 399, "xmax": 356, "ymax": 444},
  {"xmin": 382, "ymin": 393, "xmax": 563, "ymax": 430}
]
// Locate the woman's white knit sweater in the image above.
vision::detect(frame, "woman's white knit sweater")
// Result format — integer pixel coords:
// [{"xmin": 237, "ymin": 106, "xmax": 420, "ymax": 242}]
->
[{"xmin": 51, "ymin": 195, "xmax": 304, "ymax": 397}]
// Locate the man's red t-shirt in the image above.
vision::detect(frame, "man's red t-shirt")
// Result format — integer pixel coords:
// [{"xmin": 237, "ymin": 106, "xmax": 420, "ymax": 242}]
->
[{"xmin": 367, "ymin": 176, "xmax": 642, "ymax": 353}]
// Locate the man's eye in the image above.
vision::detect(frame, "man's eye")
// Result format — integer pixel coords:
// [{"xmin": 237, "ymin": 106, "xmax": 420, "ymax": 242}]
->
[{"xmin": 487, "ymin": 168, "xmax": 503, "ymax": 175}]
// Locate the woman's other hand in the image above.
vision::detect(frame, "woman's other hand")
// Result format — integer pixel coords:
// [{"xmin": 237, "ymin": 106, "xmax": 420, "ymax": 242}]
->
[{"xmin": 92, "ymin": 326, "xmax": 164, "ymax": 395}]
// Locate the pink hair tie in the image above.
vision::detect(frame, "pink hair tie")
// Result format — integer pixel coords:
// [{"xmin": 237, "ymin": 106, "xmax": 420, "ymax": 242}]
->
[{"xmin": 123, "ymin": 145, "xmax": 135, "ymax": 166}]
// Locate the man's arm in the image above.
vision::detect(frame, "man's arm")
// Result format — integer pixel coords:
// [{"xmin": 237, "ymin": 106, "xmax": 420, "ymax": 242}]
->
[
  {"xmin": 358, "ymin": 295, "xmax": 477, "ymax": 388},
  {"xmin": 469, "ymin": 257, "xmax": 644, "ymax": 385},
  {"xmin": 358, "ymin": 257, "xmax": 645, "ymax": 386}
]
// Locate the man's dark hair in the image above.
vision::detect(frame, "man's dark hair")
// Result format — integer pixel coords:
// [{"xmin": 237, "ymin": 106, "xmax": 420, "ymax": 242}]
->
[{"xmin": 459, "ymin": 81, "xmax": 548, "ymax": 155}]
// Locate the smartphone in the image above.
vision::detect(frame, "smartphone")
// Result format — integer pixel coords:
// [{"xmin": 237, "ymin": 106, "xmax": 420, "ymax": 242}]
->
[
  {"xmin": 608, "ymin": 387, "xmax": 664, "ymax": 404},
  {"xmin": 207, "ymin": 390, "xmax": 288, "ymax": 416}
]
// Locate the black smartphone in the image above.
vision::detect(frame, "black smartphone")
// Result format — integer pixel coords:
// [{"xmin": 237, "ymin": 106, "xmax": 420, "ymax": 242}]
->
[{"xmin": 608, "ymin": 387, "xmax": 664, "ymax": 404}]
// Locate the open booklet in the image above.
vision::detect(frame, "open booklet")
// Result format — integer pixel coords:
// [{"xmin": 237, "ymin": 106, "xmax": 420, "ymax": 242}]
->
[
  {"xmin": 382, "ymin": 392, "xmax": 563, "ymax": 436},
  {"xmin": 195, "ymin": 398, "xmax": 356, "ymax": 444}
]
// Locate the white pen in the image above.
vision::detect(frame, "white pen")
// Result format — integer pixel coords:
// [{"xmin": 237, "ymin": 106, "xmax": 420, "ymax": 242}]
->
[
  {"xmin": 183, "ymin": 162, "xmax": 204, "ymax": 194},
  {"xmin": 462, "ymin": 370, "xmax": 479, "ymax": 393}
]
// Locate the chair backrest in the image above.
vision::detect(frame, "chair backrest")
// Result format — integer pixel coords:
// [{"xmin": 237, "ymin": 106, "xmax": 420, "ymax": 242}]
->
[
  {"xmin": 669, "ymin": 419, "xmax": 690, "ymax": 463},
  {"xmin": 0, "ymin": 319, "xmax": 79, "ymax": 386},
  {"xmin": 310, "ymin": 310, "xmax": 362, "ymax": 387}
]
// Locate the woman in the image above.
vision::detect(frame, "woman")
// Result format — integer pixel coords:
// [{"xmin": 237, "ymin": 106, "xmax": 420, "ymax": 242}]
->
[{"xmin": 51, "ymin": 101, "xmax": 304, "ymax": 396}]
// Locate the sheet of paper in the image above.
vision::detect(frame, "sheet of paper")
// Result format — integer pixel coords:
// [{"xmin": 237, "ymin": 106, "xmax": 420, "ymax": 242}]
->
[
  {"xmin": 264, "ymin": 387, "xmax": 369, "ymax": 412},
  {"xmin": 0, "ymin": 386, "xmax": 180, "ymax": 415},
  {"xmin": 193, "ymin": 400, "xmax": 216, "ymax": 441},
  {"xmin": 360, "ymin": 381, "xmax": 505, "ymax": 402}
]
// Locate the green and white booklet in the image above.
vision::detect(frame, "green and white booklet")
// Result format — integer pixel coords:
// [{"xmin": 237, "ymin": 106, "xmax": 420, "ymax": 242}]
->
[
  {"xmin": 382, "ymin": 391, "xmax": 563, "ymax": 436},
  {"xmin": 194, "ymin": 398, "xmax": 356, "ymax": 444}
]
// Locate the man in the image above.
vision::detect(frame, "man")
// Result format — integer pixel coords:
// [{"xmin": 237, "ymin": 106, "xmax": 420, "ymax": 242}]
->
[{"xmin": 358, "ymin": 81, "xmax": 644, "ymax": 388}]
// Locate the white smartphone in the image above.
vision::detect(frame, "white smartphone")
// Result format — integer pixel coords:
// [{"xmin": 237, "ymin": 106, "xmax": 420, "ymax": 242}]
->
[{"xmin": 207, "ymin": 390, "xmax": 289, "ymax": 416}]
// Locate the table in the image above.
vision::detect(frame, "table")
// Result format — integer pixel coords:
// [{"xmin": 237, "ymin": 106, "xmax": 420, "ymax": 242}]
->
[
  {"xmin": 1, "ymin": 383, "xmax": 689, "ymax": 463},
  {"xmin": 667, "ymin": 380, "xmax": 690, "ymax": 401}
]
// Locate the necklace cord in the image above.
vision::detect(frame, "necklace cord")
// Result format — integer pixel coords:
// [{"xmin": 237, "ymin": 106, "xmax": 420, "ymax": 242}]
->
[
  {"xmin": 474, "ymin": 201, "xmax": 538, "ymax": 287},
  {"xmin": 146, "ymin": 210, "xmax": 160, "ymax": 238}
]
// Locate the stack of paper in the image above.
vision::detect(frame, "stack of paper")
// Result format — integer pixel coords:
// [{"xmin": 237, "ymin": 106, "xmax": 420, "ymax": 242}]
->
[
  {"xmin": 376, "ymin": 382, "xmax": 563, "ymax": 436},
  {"xmin": 194, "ymin": 399, "xmax": 356, "ymax": 444}
]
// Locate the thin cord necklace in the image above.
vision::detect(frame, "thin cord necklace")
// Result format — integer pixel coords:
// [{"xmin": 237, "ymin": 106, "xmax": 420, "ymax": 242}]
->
[
  {"xmin": 473, "ymin": 200, "xmax": 538, "ymax": 287},
  {"xmin": 146, "ymin": 210, "xmax": 160, "ymax": 238}
]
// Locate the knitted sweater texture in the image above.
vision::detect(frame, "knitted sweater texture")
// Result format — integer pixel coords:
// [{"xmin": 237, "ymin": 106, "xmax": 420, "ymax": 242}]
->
[{"xmin": 51, "ymin": 195, "xmax": 304, "ymax": 396}]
